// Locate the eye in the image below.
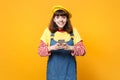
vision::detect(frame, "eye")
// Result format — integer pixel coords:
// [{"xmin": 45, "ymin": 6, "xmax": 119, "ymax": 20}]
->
[
  {"xmin": 62, "ymin": 16, "xmax": 66, "ymax": 19},
  {"xmin": 55, "ymin": 16, "xmax": 59, "ymax": 19}
]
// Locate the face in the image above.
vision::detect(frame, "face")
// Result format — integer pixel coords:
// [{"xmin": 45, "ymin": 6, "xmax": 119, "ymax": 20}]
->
[{"xmin": 53, "ymin": 15, "xmax": 67, "ymax": 30}]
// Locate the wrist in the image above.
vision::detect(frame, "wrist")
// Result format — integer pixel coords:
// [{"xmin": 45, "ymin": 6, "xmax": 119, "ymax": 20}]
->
[
  {"xmin": 69, "ymin": 46, "xmax": 74, "ymax": 51},
  {"xmin": 48, "ymin": 46, "xmax": 52, "ymax": 52}
]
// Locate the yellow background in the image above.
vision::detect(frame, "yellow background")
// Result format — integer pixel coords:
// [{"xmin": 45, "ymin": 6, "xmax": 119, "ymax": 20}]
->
[{"xmin": 0, "ymin": 0, "xmax": 120, "ymax": 80}]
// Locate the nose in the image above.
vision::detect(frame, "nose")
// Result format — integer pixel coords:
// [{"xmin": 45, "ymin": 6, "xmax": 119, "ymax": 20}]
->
[{"xmin": 59, "ymin": 16, "xmax": 63, "ymax": 21}]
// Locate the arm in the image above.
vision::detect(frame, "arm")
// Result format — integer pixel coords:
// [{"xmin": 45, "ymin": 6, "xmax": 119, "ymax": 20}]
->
[
  {"xmin": 71, "ymin": 40, "xmax": 86, "ymax": 56},
  {"xmin": 38, "ymin": 40, "xmax": 62, "ymax": 57},
  {"xmin": 38, "ymin": 40, "xmax": 51, "ymax": 57},
  {"xmin": 63, "ymin": 40, "xmax": 86, "ymax": 56},
  {"xmin": 71, "ymin": 28, "xmax": 86, "ymax": 56}
]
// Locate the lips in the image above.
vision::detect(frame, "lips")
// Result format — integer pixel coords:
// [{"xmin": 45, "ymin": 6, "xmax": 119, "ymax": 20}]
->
[{"xmin": 58, "ymin": 21, "xmax": 65, "ymax": 25}]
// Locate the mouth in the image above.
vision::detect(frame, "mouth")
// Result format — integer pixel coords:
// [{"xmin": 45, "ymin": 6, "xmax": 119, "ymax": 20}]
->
[{"xmin": 58, "ymin": 22, "xmax": 65, "ymax": 25}]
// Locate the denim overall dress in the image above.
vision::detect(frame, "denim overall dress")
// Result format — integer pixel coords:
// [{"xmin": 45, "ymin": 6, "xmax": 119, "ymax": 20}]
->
[{"xmin": 47, "ymin": 32, "xmax": 76, "ymax": 80}]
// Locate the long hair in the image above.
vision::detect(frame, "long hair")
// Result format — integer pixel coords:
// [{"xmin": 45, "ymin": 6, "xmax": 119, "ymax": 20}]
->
[{"xmin": 49, "ymin": 10, "xmax": 73, "ymax": 33}]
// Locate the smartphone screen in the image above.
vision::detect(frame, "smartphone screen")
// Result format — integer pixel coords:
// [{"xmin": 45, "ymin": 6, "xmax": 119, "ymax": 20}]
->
[{"xmin": 58, "ymin": 40, "xmax": 65, "ymax": 44}]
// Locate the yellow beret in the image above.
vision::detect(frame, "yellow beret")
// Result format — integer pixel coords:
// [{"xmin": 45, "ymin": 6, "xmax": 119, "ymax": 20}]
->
[{"xmin": 52, "ymin": 5, "xmax": 72, "ymax": 18}]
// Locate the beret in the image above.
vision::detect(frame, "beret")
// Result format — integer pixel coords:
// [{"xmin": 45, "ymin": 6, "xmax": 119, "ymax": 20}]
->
[{"xmin": 52, "ymin": 5, "xmax": 72, "ymax": 18}]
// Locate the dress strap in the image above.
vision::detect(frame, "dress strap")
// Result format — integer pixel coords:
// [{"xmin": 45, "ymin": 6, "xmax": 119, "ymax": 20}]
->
[
  {"xmin": 70, "ymin": 32, "xmax": 74, "ymax": 40},
  {"xmin": 50, "ymin": 33, "xmax": 55, "ymax": 40},
  {"xmin": 51, "ymin": 33, "xmax": 55, "ymax": 36}
]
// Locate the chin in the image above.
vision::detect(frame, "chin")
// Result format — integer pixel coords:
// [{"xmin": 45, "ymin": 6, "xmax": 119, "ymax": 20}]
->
[{"xmin": 58, "ymin": 25, "xmax": 65, "ymax": 28}]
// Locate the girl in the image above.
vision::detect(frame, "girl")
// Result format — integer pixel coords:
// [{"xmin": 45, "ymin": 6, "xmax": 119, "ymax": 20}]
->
[{"xmin": 38, "ymin": 5, "xmax": 86, "ymax": 80}]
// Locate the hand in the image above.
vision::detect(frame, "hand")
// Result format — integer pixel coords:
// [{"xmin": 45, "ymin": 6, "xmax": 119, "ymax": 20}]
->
[
  {"xmin": 62, "ymin": 43, "xmax": 74, "ymax": 50},
  {"xmin": 48, "ymin": 43, "xmax": 63, "ymax": 51}
]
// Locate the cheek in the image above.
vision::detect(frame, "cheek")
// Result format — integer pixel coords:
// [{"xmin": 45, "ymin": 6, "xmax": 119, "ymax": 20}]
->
[
  {"xmin": 53, "ymin": 17, "xmax": 57, "ymax": 22},
  {"xmin": 64, "ymin": 19, "xmax": 67, "ymax": 23}
]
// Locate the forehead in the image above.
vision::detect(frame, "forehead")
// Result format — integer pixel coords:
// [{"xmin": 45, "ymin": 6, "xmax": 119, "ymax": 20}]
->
[
  {"xmin": 54, "ymin": 15, "xmax": 67, "ymax": 17},
  {"xmin": 54, "ymin": 15, "xmax": 67, "ymax": 19},
  {"xmin": 53, "ymin": 10, "xmax": 68, "ymax": 17},
  {"xmin": 54, "ymin": 14, "xmax": 67, "ymax": 17}
]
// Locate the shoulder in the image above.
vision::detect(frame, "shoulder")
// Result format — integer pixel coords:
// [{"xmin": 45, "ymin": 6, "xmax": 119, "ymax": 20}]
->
[
  {"xmin": 41, "ymin": 27, "xmax": 51, "ymax": 38},
  {"xmin": 44, "ymin": 27, "xmax": 51, "ymax": 32},
  {"xmin": 43, "ymin": 27, "xmax": 51, "ymax": 34},
  {"xmin": 73, "ymin": 27, "xmax": 79, "ymax": 34}
]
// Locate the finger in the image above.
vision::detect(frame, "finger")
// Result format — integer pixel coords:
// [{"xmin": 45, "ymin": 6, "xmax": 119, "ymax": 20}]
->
[
  {"xmin": 63, "ymin": 43, "xmax": 67, "ymax": 45},
  {"xmin": 63, "ymin": 43, "xmax": 68, "ymax": 46},
  {"xmin": 56, "ymin": 43, "xmax": 60, "ymax": 46},
  {"xmin": 63, "ymin": 46, "xmax": 66, "ymax": 50},
  {"xmin": 71, "ymin": 53, "xmax": 75, "ymax": 56},
  {"xmin": 59, "ymin": 46, "xmax": 63, "ymax": 49}
]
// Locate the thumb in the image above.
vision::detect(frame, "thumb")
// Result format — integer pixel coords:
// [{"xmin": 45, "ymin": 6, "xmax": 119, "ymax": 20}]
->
[{"xmin": 56, "ymin": 43, "xmax": 60, "ymax": 46}]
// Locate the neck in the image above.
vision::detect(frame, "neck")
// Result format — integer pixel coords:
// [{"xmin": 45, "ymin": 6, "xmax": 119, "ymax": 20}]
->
[
  {"xmin": 58, "ymin": 28, "xmax": 63, "ymax": 30},
  {"xmin": 58, "ymin": 29, "xmax": 65, "ymax": 32}
]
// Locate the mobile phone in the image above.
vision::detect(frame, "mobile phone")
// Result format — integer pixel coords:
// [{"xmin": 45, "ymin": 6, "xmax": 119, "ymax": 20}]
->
[{"xmin": 58, "ymin": 39, "xmax": 65, "ymax": 44}]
